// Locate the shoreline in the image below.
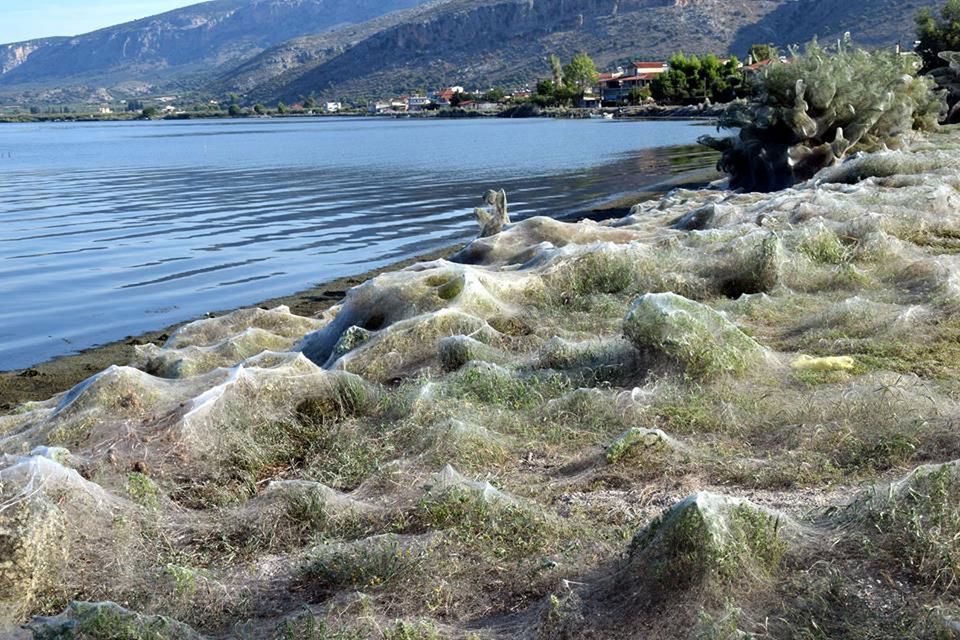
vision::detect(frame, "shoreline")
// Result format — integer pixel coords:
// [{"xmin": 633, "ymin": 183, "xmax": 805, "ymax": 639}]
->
[
  {"xmin": 0, "ymin": 162, "xmax": 720, "ymax": 412},
  {"xmin": 0, "ymin": 103, "xmax": 723, "ymax": 125}
]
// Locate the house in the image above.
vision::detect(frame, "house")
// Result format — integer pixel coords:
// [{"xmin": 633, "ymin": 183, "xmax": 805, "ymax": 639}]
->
[
  {"xmin": 98, "ymin": 106, "xmax": 113, "ymax": 114},
  {"xmin": 431, "ymin": 86, "xmax": 464, "ymax": 106},
  {"xmin": 407, "ymin": 95, "xmax": 432, "ymax": 111},
  {"xmin": 391, "ymin": 98, "xmax": 408, "ymax": 112},
  {"xmin": 368, "ymin": 101, "xmax": 391, "ymax": 114},
  {"xmin": 578, "ymin": 94, "xmax": 602, "ymax": 109},
  {"xmin": 324, "ymin": 101, "xmax": 342, "ymax": 113},
  {"xmin": 599, "ymin": 60, "xmax": 667, "ymax": 104}
]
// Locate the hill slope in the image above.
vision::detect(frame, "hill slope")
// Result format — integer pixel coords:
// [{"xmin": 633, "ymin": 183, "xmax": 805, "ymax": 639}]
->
[
  {"xmin": 235, "ymin": 0, "xmax": 941, "ymax": 104},
  {"xmin": 0, "ymin": 0, "xmax": 943, "ymax": 104},
  {"xmin": 0, "ymin": 0, "xmax": 431, "ymax": 94}
]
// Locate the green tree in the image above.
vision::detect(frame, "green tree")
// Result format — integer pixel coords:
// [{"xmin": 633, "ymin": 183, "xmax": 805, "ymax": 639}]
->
[
  {"xmin": 563, "ymin": 53, "xmax": 599, "ymax": 93},
  {"xmin": 748, "ymin": 43, "xmax": 777, "ymax": 64},
  {"xmin": 627, "ymin": 86, "xmax": 652, "ymax": 105},
  {"xmin": 228, "ymin": 104, "xmax": 244, "ymax": 117},
  {"xmin": 277, "ymin": 102, "xmax": 288, "ymax": 114},
  {"xmin": 651, "ymin": 53, "xmax": 740, "ymax": 104},
  {"xmin": 536, "ymin": 79, "xmax": 556, "ymax": 96},
  {"xmin": 916, "ymin": 0, "xmax": 960, "ymax": 72},
  {"xmin": 141, "ymin": 106, "xmax": 160, "ymax": 118},
  {"xmin": 483, "ymin": 87, "xmax": 506, "ymax": 102},
  {"xmin": 253, "ymin": 103, "xmax": 266, "ymax": 115}
]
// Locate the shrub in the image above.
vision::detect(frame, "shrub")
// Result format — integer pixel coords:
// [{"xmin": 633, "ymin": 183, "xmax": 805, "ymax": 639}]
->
[{"xmin": 700, "ymin": 39, "xmax": 942, "ymax": 191}]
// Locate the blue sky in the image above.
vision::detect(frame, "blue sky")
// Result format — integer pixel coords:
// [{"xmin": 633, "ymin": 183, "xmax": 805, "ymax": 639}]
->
[{"xmin": 0, "ymin": 1, "xmax": 199, "ymax": 43}]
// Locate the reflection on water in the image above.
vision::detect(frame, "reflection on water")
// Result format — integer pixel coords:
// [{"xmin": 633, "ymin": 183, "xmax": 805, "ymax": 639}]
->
[{"xmin": 0, "ymin": 117, "xmax": 714, "ymax": 370}]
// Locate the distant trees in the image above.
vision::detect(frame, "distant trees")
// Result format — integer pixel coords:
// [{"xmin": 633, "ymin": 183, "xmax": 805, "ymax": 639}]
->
[
  {"xmin": 141, "ymin": 106, "xmax": 160, "ymax": 119},
  {"xmin": 277, "ymin": 102, "xmax": 288, "ymax": 114},
  {"xmin": 627, "ymin": 86, "xmax": 652, "ymax": 105},
  {"xmin": 228, "ymin": 104, "xmax": 244, "ymax": 117},
  {"xmin": 563, "ymin": 53, "xmax": 599, "ymax": 92},
  {"xmin": 651, "ymin": 53, "xmax": 741, "ymax": 104},
  {"xmin": 535, "ymin": 52, "xmax": 599, "ymax": 106},
  {"xmin": 916, "ymin": 0, "xmax": 960, "ymax": 72},
  {"xmin": 253, "ymin": 103, "xmax": 266, "ymax": 115},
  {"xmin": 482, "ymin": 87, "xmax": 506, "ymax": 102}
]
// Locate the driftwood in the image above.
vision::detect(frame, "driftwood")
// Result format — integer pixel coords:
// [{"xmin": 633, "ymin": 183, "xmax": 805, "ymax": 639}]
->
[{"xmin": 474, "ymin": 189, "xmax": 509, "ymax": 237}]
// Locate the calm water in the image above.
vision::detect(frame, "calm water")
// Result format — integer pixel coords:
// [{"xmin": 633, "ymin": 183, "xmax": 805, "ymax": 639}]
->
[{"xmin": 0, "ymin": 116, "xmax": 712, "ymax": 370}]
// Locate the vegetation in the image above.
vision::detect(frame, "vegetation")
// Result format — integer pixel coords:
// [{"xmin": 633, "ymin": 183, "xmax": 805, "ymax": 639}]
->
[
  {"xmin": 650, "ymin": 53, "xmax": 741, "ymax": 104},
  {"xmin": 700, "ymin": 38, "xmax": 941, "ymax": 191},
  {"xmin": 748, "ymin": 43, "xmax": 777, "ymax": 64},
  {"xmin": 533, "ymin": 52, "xmax": 599, "ymax": 106},
  {"xmin": 916, "ymin": 0, "xmax": 960, "ymax": 72}
]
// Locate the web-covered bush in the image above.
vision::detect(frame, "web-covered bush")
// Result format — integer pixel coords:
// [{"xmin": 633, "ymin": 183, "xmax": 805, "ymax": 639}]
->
[
  {"xmin": 930, "ymin": 51, "xmax": 960, "ymax": 123},
  {"xmin": 700, "ymin": 39, "xmax": 943, "ymax": 192}
]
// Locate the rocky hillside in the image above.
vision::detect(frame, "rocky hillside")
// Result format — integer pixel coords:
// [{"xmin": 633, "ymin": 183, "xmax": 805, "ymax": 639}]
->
[
  {"xmin": 228, "ymin": 0, "xmax": 946, "ymax": 104},
  {"xmin": 0, "ymin": 0, "xmax": 430, "ymax": 93},
  {"xmin": 0, "ymin": 0, "xmax": 944, "ymax": 104},
  {"xmin": 0, "ymin": 0, "xmax": 938, "ymax": 102}
]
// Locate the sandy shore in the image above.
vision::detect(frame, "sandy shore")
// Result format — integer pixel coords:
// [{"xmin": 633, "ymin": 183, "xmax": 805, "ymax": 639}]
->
[{"xmin": 0, "ymin": 164, "xmax": 719, "ymax": 411}]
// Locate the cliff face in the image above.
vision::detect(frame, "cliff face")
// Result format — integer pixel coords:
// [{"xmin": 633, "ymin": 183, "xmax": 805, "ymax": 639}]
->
[{"xmin": 0, "ymin": 0, "xmax": 430, "ymax": 89}]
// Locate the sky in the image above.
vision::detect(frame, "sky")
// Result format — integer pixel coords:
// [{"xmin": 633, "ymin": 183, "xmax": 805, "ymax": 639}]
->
[{"xmin": 0, "ymin": 0, "xmax": 201, "ymax": 44}]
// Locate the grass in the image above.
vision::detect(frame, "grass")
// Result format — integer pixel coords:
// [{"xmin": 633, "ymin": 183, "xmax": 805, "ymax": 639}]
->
[
  {"xmin": 861, "ymin": 463, "xmax": 960, "ymax": 594},
  {"xmin": 15, "ymin": 129, "xmax": 960, "ymax": 638}
]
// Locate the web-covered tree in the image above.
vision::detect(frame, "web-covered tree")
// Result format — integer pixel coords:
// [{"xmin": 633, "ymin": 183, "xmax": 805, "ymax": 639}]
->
[
  {"xmin": 748, "ymin": 43, "xmax": 778, "ymax": 64},
  {"xmin": 699, "ymin": 39, "xmax": 942, "ymax": 192}
]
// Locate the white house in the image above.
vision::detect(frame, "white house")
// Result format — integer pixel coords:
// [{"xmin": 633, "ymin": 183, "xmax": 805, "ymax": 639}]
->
[
  {"xmin": 407, "ymin": 95, "xmax": 431, "ymax": 111},
  {"xmin": 324, "ymin": 101, "xmax": 342, "ymax": 113}
]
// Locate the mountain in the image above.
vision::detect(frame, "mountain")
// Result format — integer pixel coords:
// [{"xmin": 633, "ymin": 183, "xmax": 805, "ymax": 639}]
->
[
  {"xmin": 0, "ymin": 0, "xmax": 944, "ymax": 105},
  {"xmin": 235, "ymin": 0, "xmax": 940, "ymax": 104},
  {"xmin": 0, "ymin": 0, "xmax": 431, "ymax": 95}
]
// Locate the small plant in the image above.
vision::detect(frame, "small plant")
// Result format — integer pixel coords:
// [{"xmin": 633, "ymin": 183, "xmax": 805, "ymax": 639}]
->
[
  {"xmin": 301, "ymin": 536, "xmax": 426, "ymax": 592},
  {"xmin": 864, "ymin": 464, "xmax": 960, "ymax": 593},
  {"xmin": 382, "ymin": 620, "xmax": 441, "ymax": 640},
  {"xmin": 126, "ymin": 472, "xmax": 160, "ymax": 509},
  {"xmin": 552, "ymin": 251, "xmax": 636, "ymax": 309}
]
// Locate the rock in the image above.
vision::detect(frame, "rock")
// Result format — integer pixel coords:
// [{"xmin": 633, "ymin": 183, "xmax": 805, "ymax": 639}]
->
[{"xmin": 623, "ymin": 292, "xmax": 764, "ymax": 377}]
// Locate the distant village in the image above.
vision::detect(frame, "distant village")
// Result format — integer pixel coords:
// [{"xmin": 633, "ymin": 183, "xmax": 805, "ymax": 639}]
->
[
  {"xmin": 0, "ymin": 52, "xmax": 785, "ymax": 119},
  {"xmin": 365, "ymin": 61, "xmax": 679, "ymax": 114}
]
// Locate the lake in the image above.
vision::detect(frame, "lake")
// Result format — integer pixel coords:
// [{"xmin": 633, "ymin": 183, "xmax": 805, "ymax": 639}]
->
[{"xmin": 0, "ymin": 116, "xmax": 713, "ymax": 371}]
